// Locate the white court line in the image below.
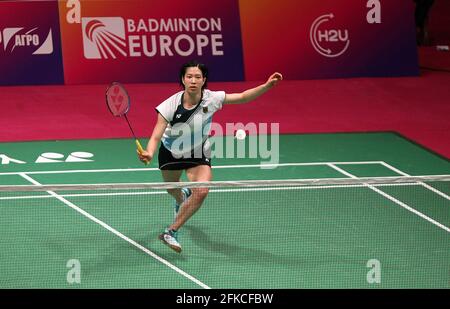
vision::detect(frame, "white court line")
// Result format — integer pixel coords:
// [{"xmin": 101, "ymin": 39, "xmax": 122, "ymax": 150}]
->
[
  {"xmin": 0, "ymin": 182, "xmax": 424, "ymax": 201},
  {"xmin": 0, "ymin": 161, "xmax": 385, "ymax": 176},
  {"xmin": 17, "ymin": 173, "xmax": 211, "ymax": 289},
  {"xmin": 327, "ymin": 164, "xmax": 450, "ymax": 233},
  {"xmin": 380, "ymin": 161, "xmax": 450, "ymax": 201}
]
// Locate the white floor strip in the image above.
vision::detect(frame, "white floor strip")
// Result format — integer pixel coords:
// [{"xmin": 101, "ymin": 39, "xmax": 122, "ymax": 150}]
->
[{"xmin": 0, "ymin": 161, "xmax": 384, "ymax": 176}]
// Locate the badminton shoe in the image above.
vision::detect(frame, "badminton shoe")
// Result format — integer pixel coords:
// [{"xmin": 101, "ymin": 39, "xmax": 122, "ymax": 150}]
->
[{"xmin": 159, "ymin": 228, "xmax": 181, "ymax": 253}]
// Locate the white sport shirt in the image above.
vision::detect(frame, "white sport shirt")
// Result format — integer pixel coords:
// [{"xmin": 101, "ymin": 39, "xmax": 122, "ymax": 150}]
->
[{"xmin": 156, "ymin": 89, "xmax": 225, "ymax": 157}]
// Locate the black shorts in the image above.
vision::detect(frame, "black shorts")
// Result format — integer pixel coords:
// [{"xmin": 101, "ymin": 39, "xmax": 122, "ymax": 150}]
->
[{"xmin": 158, "ymin": 143, "xmax": 211, "ymax": 170}]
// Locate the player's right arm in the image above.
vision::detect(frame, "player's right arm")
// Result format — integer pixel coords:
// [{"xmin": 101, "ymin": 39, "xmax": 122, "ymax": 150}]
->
[{"xmin": 138, "ymin": 113, "xmax": 168, "ymax": 163}]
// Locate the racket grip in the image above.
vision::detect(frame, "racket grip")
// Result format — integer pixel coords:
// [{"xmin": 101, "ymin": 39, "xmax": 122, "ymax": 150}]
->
[
  {"xmin": 135, "ymin": 139, "xmax": 144, "ymax": 153},
  {"xmin": 135, "ymin": 140, "xmax": 149, "ymax": 165}
]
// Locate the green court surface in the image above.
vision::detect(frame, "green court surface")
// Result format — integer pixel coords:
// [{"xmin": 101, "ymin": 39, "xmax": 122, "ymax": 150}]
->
[{"xmin": 0, "ymin": 132, "xmax": 449, "ymax": 288}]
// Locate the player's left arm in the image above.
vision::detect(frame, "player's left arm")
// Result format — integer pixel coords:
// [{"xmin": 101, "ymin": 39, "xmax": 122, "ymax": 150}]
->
[{"xmin": 224, "ymin": 72, "xmax": 283, "ymax": 105}]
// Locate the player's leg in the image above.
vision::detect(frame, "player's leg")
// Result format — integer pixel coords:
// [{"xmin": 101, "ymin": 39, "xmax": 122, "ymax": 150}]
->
[
  {"xmin": 161, "ymin": 169, "xmax": 183, "ymax": 204},
  {"xmin": 161, "ymin": 169, "xmax": 192, "ymax": 219},
  {"xmin": 159, "ymin": 166, "xmax": 210, "ymax": 253},
  {"xmin": 159, "ymin": 143, "xmax": 211, "ymax": 252},
  {"xmin": 169, "ymin": 165, "xmax": 212, "ymax": 231}
]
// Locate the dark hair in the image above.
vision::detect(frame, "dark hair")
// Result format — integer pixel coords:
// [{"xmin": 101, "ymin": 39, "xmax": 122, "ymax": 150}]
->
[{"xmin": 179, "ymin": 60, "xmax": 208, "ymax": 90}]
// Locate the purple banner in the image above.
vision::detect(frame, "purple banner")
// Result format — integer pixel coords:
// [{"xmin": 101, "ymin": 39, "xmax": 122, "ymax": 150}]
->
[{"xmin": 0, "ymin": 1, "xmax": 63, "ymax": 85}]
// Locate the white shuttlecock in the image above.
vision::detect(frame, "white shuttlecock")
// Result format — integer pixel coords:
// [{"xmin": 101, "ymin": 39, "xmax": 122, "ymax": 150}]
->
[{"xmin": 235, "ymin": 129, "xmax": 246, "ymax": 140}]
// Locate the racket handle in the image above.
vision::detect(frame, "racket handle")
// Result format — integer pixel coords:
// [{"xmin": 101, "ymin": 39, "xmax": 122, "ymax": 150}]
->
[
  {"xmin": 135, "ymin": 140, "xmax": 149, "ymax": 165},
  {"xmin": 135, "ymin": 139, "xmax": 144, "ymax": 153}
]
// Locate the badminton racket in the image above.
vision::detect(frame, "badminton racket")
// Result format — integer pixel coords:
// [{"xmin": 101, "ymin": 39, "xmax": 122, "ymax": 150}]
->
[{"xmin": 105, "ymin": 82, "xmax": 148, "ymax": 164}]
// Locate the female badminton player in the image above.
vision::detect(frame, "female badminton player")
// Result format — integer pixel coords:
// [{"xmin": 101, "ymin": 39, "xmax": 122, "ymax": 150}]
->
[{"xmin": 138, "ymin": 60, "xmax": 282, "ymax": 252}]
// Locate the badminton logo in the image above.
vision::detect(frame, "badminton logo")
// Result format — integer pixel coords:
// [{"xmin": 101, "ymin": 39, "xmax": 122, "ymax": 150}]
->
[
  {"xmin": 82, "ymin": 17, "xmax": 126, "ymax": 59},
  {"xmin": 309, "ymin": 13, "xmax": 350, "ymax": 58},
  {"xmin": 0, "ymin": 27, "xmax": 53, "ymax": 55}
]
